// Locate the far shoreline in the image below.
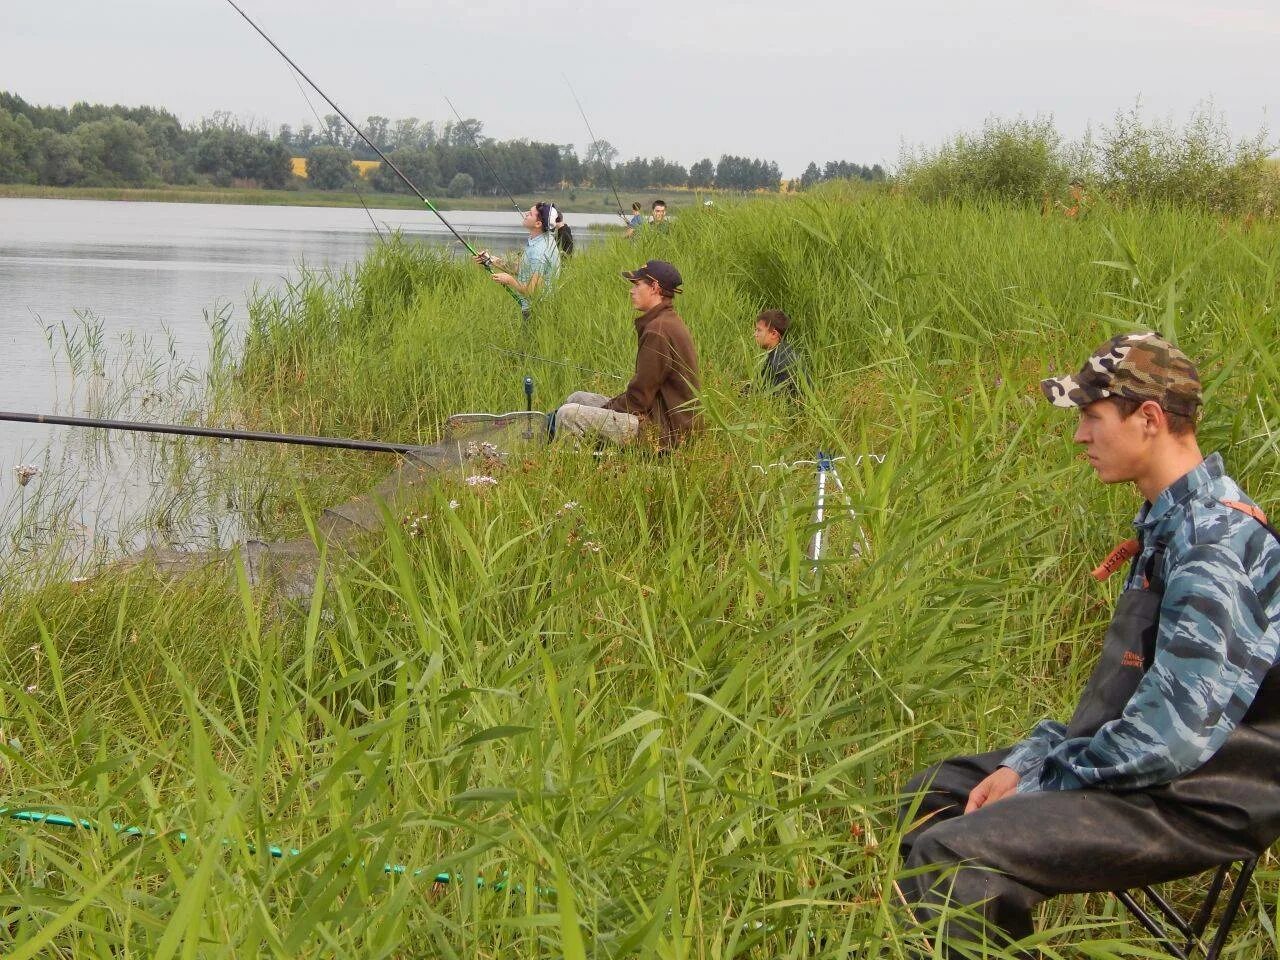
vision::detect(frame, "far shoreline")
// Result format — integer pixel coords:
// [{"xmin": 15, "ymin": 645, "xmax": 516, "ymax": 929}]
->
[{"xmin": 0, "ymin": 182, "xmax": 721, "ymax": 218}]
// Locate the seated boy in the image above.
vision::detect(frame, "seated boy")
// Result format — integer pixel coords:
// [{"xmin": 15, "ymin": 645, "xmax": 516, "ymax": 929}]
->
[{"xmin": 753, "ymin": 309, "xmax": 804, "ymax": 396}]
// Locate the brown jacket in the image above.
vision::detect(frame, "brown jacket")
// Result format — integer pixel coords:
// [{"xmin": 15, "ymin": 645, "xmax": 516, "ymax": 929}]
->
[{"xmin": 605, "ymin": 302, "xmax": 701, "ymax": 448}]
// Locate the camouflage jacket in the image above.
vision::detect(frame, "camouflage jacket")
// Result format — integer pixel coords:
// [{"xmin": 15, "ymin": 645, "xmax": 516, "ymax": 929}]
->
[{"xmin": 1006, "ymin": 453, "xmax": 1280, "ymax": 792}]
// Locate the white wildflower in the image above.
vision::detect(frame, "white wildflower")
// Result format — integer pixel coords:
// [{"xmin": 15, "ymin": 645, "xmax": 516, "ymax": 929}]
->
[
  {"xmin": 581, "ymin": 540, "xmax": 603, "ymax": 554},
  {"xmin": 404, "ymin": 512, "xmax": 431, "ymax": 538},
  {"xmin": 14, "ymin": 465, "xmax": 39, "ymax": 487},
  {"xmin": 464, "ymin": 475, "xmax": 498, "ymax": 488},
  {"xmin": 448, "ymin": 499, "xmax": 460, "ymax": 510},
  {"xmin": 558, "ymin": 501, "xmax": 579, "ymax": 515},
  {"xmin": 24, "ymin": 684, "xmax": 38, "ymax": 694}
]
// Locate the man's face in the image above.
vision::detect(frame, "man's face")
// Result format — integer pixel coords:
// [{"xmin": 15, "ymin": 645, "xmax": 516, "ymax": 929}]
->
[
  {"xmin": 754, "ymin": 320, "xmax": 779, "ymax": 350},
  {"xmin": 523, "ymin": 205, "xmax": 540, "ymax": 230},
  {"xmin": 652, "ymin": 204, "xmax": 666, "ymax": 222},
  {"xmin": 1073, "ymin": 399, "xmax": 1150, "ymax": 483},
  {"xmin": 629, "ymin": 278, "xmax": 663, "ymax": 311}
]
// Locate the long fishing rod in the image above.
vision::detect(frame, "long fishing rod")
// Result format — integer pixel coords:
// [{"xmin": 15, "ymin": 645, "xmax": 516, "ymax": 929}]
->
[
  {"xmin": 562, "ymin": 75, "xmax": 628, "ymax": 223},
  {"xmin": 3, "ymin": 808, "xmax": 547, "ymax": 892},
  {"xmin": 223, "ymin": 0, "xmax": 523, "ymax": 312},
  {"xmin": 0, "ymin": 412, "xmax": 420, "ymax": 456},
  {"xmin": 444, "ymin": 96, "xmax": 523, "ymax": 216}
]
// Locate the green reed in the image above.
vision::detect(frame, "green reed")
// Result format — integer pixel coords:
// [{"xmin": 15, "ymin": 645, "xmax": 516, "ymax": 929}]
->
[{"xmin": 0, "ymin": 184, "xmax": 1278, "ymax": 957}]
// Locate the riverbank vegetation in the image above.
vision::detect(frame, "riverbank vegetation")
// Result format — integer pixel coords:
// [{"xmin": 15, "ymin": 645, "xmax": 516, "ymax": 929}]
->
[
  {"xmin": 1, "ymin": 185, "xmax": 1279, "ymax": 956},
  {"xmin": 898, "ymin": 102, "xmax": 1280, "ymax": 216}
]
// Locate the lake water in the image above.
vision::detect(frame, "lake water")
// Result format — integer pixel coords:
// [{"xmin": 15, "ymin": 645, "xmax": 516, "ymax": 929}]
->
[{"xmin": 0, "ymin": 197, "xmax": 617, "ymax": 569}]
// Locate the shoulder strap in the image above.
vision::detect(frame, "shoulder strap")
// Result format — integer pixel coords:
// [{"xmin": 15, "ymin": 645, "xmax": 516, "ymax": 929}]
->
[
  {"xmin": 1089, "ymin": 500, "xmax": 1280, "ymax": 585},
  {"xmin": 1221, "ymin": 499, "xmax": 1280, "ymax": 544}
]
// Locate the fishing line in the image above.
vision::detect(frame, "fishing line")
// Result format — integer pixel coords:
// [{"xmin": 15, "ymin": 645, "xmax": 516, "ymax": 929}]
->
[
  {"xmin": 484, "ymin": 343, "xmax": 625, "ymax": 381},
  {"xmin": 562, "ymin": 75, "xmax": 628, "ymax": 223},
  {"xmin": 751, "ymin": 453, "xmax": 885, "ymax": 472},
  {"xmin": 444, "ymin": 96, "xmax": 524, "ymax": 217},
  {"xmin": 223, "ymin": 0, "xmax": 524, "ymax": 313},
  {"xmin": 289, "ymin": 69, "xmax": 386, "ymax": 240}
]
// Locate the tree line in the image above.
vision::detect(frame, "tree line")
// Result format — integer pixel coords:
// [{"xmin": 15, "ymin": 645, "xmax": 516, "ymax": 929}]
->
[
  {"xmin": 0, "ymin": 93, "xmax": 293, "ymax": 188},
  {"xmin": 0, "ymin": 91, "xmax": 882, "ymax": 194}
]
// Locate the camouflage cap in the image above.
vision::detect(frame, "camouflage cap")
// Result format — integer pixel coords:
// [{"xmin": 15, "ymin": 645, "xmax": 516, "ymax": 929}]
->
[{"xmin": 1041, "ymin": 332, "xmax": 1202, "ymax": 418}]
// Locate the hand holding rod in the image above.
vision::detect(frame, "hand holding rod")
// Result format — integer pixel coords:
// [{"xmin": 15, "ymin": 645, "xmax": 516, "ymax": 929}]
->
[{"xmin": 223, "ymin": 0, "xmax": 524, "ymax": 310}]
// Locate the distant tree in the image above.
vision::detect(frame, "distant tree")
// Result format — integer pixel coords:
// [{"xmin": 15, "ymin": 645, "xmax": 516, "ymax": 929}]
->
[
  {"xmin": 390, "ymin": 117, "xmax": 421, "ymax": 150},
  {"xmin": 143, "ymin": 113, "xmax": 190, "ymax": 183},
  {"xmin": 648, "ymin": 157, "xmax": 689, "ymax": 187},
  {"xmin": 363, "ymin": 115, "xmax": 390, "ymax": 153},
  {"xmin": 190, "ymin": 126, "xmax": 291, "ymax": 188},
  {"xmin": 306, "ymin": 145, "xmax": 356, "ymax": 190},
  {"xmin": 72, "ymin": 117, "xmax": 158, "ymax": 186},
  {"xmin": 446, "ymin": 171, "xmax": 474, "ymax": 198},
  {"xmin": 618, "ymin": 156, "xmax": 652, "ymax": 191},
  {"xmin": 0, "ymin": 109, "xmax": 40, "ymax": 183},
  {"xmin": 444, "ymin": 118, "xmax": 484, "ymax": 149},
  {"xmin": 688, "ymin": 158, "xmax": 714, "ymax": 188},
  {"xmin": 36, "ymin": 129, "xmax": 82, "ymax": 185},
  {"xmin": 559, "ymin": 145, "xmax": 582, "ymax": 186},
  {"xmin": 322, "ymin": 114, "xmax": 349, "ymax": 151},
  {"xmin": 800, "ymin": 161, "xmax": 821, "ymax": 189},
  {"xmin": 296, "ymin": 124, "xmax": 316, "ymax": 151},
  {"xmin": 712, "ymin": 154, "xmax": 783, "ymax": 191},
  {"xmin": 584, "ymin": 138, "xmax": 618, "ymax": 187},
  {"xmin": 370, "ymin": 148, "xmax": 439, "ymax": 194},
  {"xmin": 276, "ymin": 123, "xmax": 294, "ymax": 150}
]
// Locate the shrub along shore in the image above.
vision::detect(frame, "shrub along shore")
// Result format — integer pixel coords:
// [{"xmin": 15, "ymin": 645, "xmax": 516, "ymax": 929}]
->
[{"xmin": 1, "ymin": 185, "xmax": 1278, "ymax": 956}]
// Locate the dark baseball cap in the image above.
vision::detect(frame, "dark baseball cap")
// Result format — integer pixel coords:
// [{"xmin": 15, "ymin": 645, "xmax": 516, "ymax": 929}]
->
[
  {"xmin": 622, "ymin": 260, "xmax": 683, "ymax": 295},
  {"xmin": 1041, "ymin": 332, "xmax": 1202, "ymax": 418}
]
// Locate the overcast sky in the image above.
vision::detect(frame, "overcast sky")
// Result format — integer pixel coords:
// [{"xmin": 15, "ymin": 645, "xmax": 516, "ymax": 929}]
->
[{"xmin": 3, "ymin": 0, "xmax": 1277, "ymax": 176}]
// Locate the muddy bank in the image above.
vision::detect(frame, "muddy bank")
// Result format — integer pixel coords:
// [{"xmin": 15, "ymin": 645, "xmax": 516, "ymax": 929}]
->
[{"xmin": 109, "ymin": 413, "xmax": 547, "ymax": 597}]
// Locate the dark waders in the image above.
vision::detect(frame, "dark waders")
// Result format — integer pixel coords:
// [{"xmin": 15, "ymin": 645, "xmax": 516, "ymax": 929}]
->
[{"xmin": 897, "ymin": 512, "xmax": 1280, "ymax": 956}]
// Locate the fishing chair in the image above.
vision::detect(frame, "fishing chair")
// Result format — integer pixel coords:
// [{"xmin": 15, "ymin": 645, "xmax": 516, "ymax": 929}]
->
[{"xmin": 1113, "ymin": 857, "xmax": 1258, "ymax": 960}]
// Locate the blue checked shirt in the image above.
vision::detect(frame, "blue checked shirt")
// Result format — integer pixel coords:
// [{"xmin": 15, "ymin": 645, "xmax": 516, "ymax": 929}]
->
[
  {"xmin": 1006, "ymin": 453, "xmax": 1280, "ymax": 792},
  {"xmin": 516, "ymin": 233, "xmax": 560, "ymax": 309}
]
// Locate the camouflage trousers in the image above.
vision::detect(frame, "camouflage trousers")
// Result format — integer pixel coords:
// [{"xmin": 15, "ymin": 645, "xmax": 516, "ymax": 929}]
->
[
  {"xmin": 553, "ymin": 392, "xmax": 640, "ymax": 445},
  {"xmin": 897, "ymin": 750, "xmax": 1260, "ymax": 957}
]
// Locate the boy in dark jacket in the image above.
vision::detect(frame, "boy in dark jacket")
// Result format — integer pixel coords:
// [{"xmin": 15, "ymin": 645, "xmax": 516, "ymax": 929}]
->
[{"xmin": 752, "ymin": 309, "xmax": 804, "ymax": 396}]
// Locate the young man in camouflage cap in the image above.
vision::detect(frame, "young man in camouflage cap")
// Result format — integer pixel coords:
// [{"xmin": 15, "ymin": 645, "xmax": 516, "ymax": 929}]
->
[{"xmin": 897, "ymin": 331, "xmax": 1280, "ymax": 955}]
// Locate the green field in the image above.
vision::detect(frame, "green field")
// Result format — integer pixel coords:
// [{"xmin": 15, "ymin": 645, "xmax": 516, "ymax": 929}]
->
[
  {"xmin": 2, "ymin": 185, "xmax": 1278, "ymax": 956},
  {"xmin": 0, "ymin": 181, "xmax": 724, "ymax": 217}
]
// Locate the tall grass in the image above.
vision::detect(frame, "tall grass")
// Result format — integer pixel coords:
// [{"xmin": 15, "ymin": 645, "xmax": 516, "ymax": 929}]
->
[
  {"xmin": 898, "ymin": 103, "xmax": 1280, "ymax": 216},
  {"xmin": 1, "ymin": 186, "xmax": 1279, "ymax": 956}
]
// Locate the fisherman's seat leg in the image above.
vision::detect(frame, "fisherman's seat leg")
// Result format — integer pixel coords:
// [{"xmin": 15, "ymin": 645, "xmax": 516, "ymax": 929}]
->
[{"xmin": 1113, "ymin": 857, "xmax": 1259, "ymax": 960}]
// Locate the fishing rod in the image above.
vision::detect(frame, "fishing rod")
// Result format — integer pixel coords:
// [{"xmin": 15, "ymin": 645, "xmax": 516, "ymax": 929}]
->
[
  {"xmin": 0, "ymin": 412, "xmax": 420, "ymax": 456},
  {"xmin": 562, "ymin": 75, "xmax": 628, "ymax": 223},
  {"xmin": 3, "ymin": 808, "xmax": 547, "ymax": 892},
  {"xmin": 444, "ymin": 96, "xmax": 523, "ymax": 216},
  {"xmin": 223, "ymin": 0, "xmax": 524, "ymax": 313}
]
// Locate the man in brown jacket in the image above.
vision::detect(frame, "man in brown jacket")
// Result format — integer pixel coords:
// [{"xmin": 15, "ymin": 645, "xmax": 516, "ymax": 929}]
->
[{"xmin": 553, "ymin": 259, "xmax": 701, "ymax": 450}]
